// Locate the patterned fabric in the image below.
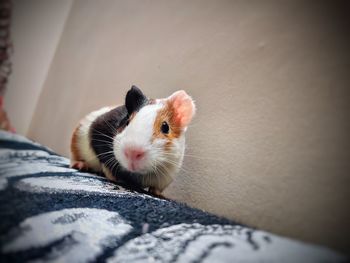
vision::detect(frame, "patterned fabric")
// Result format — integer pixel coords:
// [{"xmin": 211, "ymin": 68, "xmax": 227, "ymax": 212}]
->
[{"xmin": 0, "ymin": 131, "xmax": 346, "ymax": 262}]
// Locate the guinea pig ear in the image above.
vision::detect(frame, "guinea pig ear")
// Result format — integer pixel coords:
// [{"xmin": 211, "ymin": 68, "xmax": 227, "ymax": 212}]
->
[
  {"xmin": 125, "ymin": 85, "xmax": 147, "ymax": 115},
  {"xmin": 167, "ymin": 90, "xmax": 196, "ymax": 128}
]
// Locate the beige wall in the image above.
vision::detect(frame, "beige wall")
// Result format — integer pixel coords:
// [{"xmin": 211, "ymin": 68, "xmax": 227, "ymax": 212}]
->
[
  {"xmin": 5, "ymin": 0, "xmax": 72, "ymax": 135},
  {"xmin": 27, "ymin": 0, "xmax": 349, "ymax": 253}
]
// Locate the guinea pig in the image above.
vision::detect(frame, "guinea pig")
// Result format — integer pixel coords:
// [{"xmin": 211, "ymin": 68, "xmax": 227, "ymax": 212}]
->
[{"xmin": 70, "ymin": 86, "xmax": 196, "ymax": 195}]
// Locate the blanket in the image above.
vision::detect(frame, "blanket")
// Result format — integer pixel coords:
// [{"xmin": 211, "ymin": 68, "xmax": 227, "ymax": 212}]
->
[{"xmin": 0, "ymin": 131, "xmax": 346, "ymax": 262}]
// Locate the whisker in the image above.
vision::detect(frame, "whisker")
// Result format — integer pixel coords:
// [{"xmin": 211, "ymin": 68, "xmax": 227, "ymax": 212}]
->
[
  {"xmin": 102, "ymin": 115, "xmax": 117, "ymax": 134},
  {"xmin": 104, "ymin": 155, "xmax": 117, "ymax": 168},
  {"xmin": 75, "ymin": 150, "xmax": 114, "ymax": 164},
  {"xmin": 162, "ymin": 159, "xmax": 191, "ymax": 174},
  {"xmin": 90, "ymin": 128, "xmax": 115, "ymax": 140},
  {"xmin": 95, "ymin": 150, "xmax": 115, "ymax": 157},
  {"xmin": 90, "ymin": 143, "xmax": 114, "ymax": 148},
  {"xmin": 110, "ymin": 159, "xmax": 120, "ymax": 174},
  {"xmin": 158, "ymin": 151, "xmax": 219, "ymax": 161},
  {"xmin": 156, "ymin": 163, "xmax": 168, "ymax": 180}
]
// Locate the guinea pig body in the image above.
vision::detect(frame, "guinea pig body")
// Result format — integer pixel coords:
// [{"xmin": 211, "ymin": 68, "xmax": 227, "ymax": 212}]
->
[{"xmin": 70, "ymin": 86, "xmax": 195, "ymax": 194}]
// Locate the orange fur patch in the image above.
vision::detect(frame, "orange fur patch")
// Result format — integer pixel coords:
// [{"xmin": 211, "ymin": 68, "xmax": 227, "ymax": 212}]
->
[
  {"xmin": 70, "ymin": 124, "xmax": 81, "ymax": 161},
  {"xmin": 153, "ymin": 101, "xmax": 182, "ymax": 149}
]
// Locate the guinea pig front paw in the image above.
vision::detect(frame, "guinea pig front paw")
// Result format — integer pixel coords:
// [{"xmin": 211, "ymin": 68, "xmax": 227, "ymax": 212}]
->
[
  {"xmin": 148, "ymin": 187, "xmax": 167, "ymax": 199},
  {"xmin": 70, "ymin": 161, "xmax": 89, "ymax": 171}
]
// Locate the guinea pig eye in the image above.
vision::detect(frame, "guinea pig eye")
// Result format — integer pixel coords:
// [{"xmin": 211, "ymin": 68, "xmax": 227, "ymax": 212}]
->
[{"xmin": 161, "ymin": 121, "xmax": 169, "ymax": 134}]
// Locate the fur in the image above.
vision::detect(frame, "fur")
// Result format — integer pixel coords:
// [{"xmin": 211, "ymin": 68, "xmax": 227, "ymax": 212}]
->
[
  {"xmin": 70, "ymin": 106, "xmax": 114, "ymax": 171},
  {"xmin": 114, "ymin": 102, "xmax": 183, "ymax": 191},
  {"xmin": 70, "ymin": 87, "xmax": 195, "ymax": 193}
]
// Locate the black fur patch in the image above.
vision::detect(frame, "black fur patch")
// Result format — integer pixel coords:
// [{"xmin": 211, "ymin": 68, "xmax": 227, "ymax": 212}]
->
[
  {"xmin": 125, "ymin": 85, "xmax": 148, "ymax": 115},
  {"xmin": 89, "ymin": 106, "xmax": 127, "ymax": 170}
]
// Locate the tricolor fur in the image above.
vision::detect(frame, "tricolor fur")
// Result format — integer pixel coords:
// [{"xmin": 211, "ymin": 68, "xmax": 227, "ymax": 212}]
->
[{"xmin": 70, "ymin": 86, "xmax": 195, "ymax": 194}]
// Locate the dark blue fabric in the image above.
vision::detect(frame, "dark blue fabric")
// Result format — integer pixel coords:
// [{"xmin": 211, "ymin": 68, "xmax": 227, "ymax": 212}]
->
[{"xmin": 0, "ymin": 131, "xmax": 346, "ymax": 263}]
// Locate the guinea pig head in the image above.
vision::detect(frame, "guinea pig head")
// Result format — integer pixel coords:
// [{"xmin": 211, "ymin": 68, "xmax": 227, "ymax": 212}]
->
[{"xmin": 114, "ymin": 86, "xmax": 196, "ymax": 180}]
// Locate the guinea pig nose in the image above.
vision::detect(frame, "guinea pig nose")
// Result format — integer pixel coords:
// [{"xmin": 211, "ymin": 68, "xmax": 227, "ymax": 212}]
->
[{"xmin": 124, "ymin": 147, "xmax": 145, "ymax": 161}]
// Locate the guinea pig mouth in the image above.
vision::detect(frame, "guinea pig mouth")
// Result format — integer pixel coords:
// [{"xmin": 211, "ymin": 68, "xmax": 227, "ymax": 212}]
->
[
  {"xmin": 124, "ymin": 160, "xmax": 149, "ymax": 174},
  {"xmin": 128, "ymin": 162, "xmax": 138, "ymax": 172}
]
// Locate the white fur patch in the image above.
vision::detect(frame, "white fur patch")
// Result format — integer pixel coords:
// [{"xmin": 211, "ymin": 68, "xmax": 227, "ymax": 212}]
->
[
  {"xmin": 114, "ymin": 104, "xmax": 163, "ymax": 173},
  {"xmin": 75, "ymin": 106, "xmax": 114, "ymax": 171}
]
